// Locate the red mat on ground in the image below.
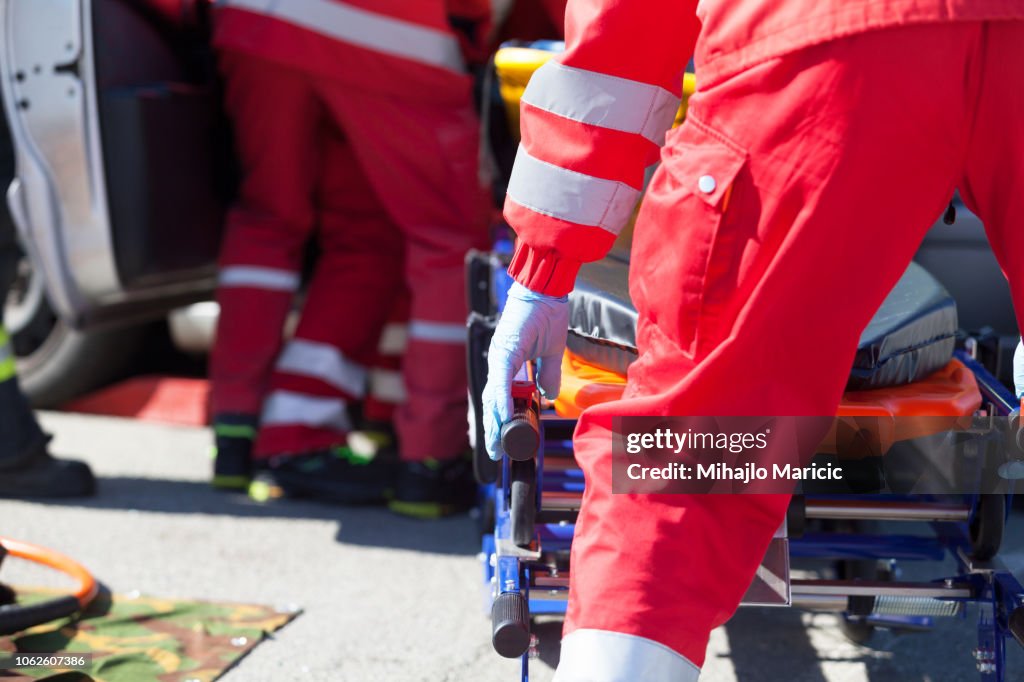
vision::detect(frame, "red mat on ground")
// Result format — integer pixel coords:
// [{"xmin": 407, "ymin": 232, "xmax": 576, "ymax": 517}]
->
[{"xmin": 63, "ymin": 375, "xmax": 211, "ymax": 426}]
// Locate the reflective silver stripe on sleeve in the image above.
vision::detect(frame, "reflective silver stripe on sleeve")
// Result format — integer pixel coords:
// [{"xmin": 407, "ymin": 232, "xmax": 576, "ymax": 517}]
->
[
  {"xmin": 219, "ymin": 266, "xmax": 300, "ymax": 292},
  {"xmin": 522, "ymin": 61, "xmax": 680, "ymax": 146},
  {"xmin": 507, "ymin": 146, "xmax": 640, "ymax": 235},
  {"xmin": 553, "ymin": 629, "xmax": 700, "ymax": 682},
  {"xmin": 221, "ymin": 0, "xmax": 465, "ymax": 73},
  {"xmin": 408, "ymin": 320, "xmax": 466, "ymax": 344},
  {"xmin": 260, "ymin": 390, "xmax": 353, "ymax": 432},
  {"xmin": 276, "ymin": 339, "xmax": 367, "ymax": 398},
  {"xmin": 369, "ymin": 369, "xmax": 406, "ymax": 403}
]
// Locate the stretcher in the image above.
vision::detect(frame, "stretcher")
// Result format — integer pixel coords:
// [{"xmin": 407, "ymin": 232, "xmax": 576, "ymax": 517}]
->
[{"xmin": 469, "ymin": 42, "xmax": 1024, "ymax": 681}]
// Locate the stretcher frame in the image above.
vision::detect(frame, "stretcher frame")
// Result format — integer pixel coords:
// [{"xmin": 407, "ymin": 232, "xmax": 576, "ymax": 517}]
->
[{"xmin": 468, "ymin": 253, "xmax": 1024, "ymax": 682}]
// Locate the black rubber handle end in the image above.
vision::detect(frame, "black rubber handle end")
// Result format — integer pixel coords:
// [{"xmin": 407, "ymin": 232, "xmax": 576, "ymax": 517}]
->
[
  {"xmin": 501, "ymin": 419, "xmax": 539, "ymax": 461},
  {"xmin": 491, "ymin": 592, "xmax": 530, "ymax": 658}
]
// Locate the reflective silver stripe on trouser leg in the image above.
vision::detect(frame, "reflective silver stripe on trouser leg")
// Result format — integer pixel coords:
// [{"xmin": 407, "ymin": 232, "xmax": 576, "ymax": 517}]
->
[
  {"xmin": 408, "ymin": 320, "xmax": 466, "ymax": 345},
  {"xmin": 369, "ymin": 369, "xmax": 405, "ymax": 403},
  {"xmin": 276, "ymin": 339, "xmax": 367, "ymax": 398},
  {"xmin": 219, "ymin": 266, "xmax": 301, "ymax": 292},
  {"xmin": 260, "ymin": 390, "xmax": 353, "ymax": 432}
]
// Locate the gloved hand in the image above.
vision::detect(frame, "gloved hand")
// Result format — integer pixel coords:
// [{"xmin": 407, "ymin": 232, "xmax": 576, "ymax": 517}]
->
[
  {"xmin": 1015, "ymin": 338, "xmax": 1024, "ymax": 401},
  {"xmin": 482, "ymin": 281, "xmax": 569, "ymax": 460}
]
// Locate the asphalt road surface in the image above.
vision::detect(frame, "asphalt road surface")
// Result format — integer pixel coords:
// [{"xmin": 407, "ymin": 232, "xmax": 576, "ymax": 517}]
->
[{"xmin": 2, "ymin": 413, "xmax": 1022, "ymax": 681}]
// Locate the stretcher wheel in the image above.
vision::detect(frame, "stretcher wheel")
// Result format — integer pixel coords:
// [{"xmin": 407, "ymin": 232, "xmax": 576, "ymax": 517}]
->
[
  {"xmin": 839, "ymin": 565, "xmax": 886, "ymax": 643},
  {"xmin": 510, "ymin": 459, "xmax": 537, "ymax": 547},
  {"xmin": 835, "ymin": 521, "xmax": 884, "ymax": 644},
  {"xmin": 968, "ymin": 494, "xmax": 1005, "ymax": 561},
  {"xmin": 491, "ymin": 591, "xmax": 530, "ymax": 658},
  {"xmin": 478, "ymin": 493, "xmax": 496, "ymax": 539}
]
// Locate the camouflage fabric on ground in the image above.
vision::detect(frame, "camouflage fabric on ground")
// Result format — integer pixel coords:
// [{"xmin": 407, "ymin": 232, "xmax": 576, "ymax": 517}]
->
[{"xmin": 0, "ymin": 588, "xmax": 300, "ymax": 681}]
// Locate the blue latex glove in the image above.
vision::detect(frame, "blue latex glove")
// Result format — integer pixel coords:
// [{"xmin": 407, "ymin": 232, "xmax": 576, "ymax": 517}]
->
[
  {"xmin": 1014, "ymin": 338, "xmax": 1024, "ymax": 400},
  {"xmin": 482, "ymin": 281, "xmax": 569, "ymax": 460}
]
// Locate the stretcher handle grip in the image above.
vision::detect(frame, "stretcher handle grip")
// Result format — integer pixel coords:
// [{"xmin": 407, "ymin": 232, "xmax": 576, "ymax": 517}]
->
[
  {"xmin": 501, "ymin": 409, "xmax": 539, "ymax": 461},
  {"xmin": 491, "ymin": 591, "xmax": 530, "ymax": 658},
  {"xmin": 501, "ymin": 366, "xmax": 540, "ymax": 461}
]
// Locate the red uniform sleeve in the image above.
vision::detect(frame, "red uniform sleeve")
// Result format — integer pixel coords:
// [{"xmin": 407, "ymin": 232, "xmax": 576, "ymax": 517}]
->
[{"xmin": 503, "ymin": 0, "xmax": 701, "ymax": 296}]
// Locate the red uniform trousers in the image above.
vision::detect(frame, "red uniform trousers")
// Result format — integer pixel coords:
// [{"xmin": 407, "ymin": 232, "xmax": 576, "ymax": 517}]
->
[
  {"xmin": 209, "ymin": 51, "xmax": 488, "ymax": 461},
  {"xmin": 558, "ymin": 22, "xmax": 1024, "ymax": 678}
]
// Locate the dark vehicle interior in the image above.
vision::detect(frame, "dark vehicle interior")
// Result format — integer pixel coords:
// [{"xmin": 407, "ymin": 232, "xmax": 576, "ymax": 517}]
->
[{"xmin": 94, "ymin": 0, "xmax": 233, "ymax": 290}]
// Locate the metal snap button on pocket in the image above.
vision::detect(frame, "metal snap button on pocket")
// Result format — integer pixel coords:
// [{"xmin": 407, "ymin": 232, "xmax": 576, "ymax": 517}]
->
[{"xmin": 698, "ymin": 174, "xmax": 717, "ymax": 194}]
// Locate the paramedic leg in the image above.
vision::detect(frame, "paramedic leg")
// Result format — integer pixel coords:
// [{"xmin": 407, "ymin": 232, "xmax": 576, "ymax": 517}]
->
[
  {"xmin": 560, "ymin": 25, "xmax": 981, "ymax": 679},
  {"xmin": 0, "ymin": 195, "xmax": 94, "ymax": 497},
  {"xmin": 253, "ymin": 126, "xmax": 406, "ymax": 502},
  {"xmin": 959, "ymin": 22, "xmax": 1024, "ymax": 401},
  {"xmin": 208, "ymin": 51, "xmax": 321, "ymax": 488},
  {"xmin": 325, "ymin": 86, "xmax": 490, "ymax": 516}
]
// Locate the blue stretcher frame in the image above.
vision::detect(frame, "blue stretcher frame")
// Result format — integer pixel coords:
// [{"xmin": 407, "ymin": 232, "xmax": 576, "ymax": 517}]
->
[{"xmin": 474, "ymin": 260, "xmax": 1024, "ymax": 682}]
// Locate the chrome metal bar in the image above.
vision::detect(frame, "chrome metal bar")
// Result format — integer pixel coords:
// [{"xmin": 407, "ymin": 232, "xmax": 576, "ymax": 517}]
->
[
  {"xmin": 542, "ymin": 458, "xmax": 581, "ymax": 473},
  {"xmin": 790, "ymin": 595, "xmax": 847, "ymax": 611},
  {"xmin": 542, "ymin": 495, "xmax": 971, "ymax": 521},
  {"xmin": 528, "ymin": 590, "xmax": 569, "ymax": 602},
  {"xmin": 804, "ymin": 499, "xmax": 970, "ymax": 522},
  {"xmin": 533, "ymin": 572, "xmax": 567, "ymax": 589},
  {"xmin": 790, "ymin": 579, "xmax": 972, "ymax": 599},
  {"xmin": 532, "ymin": 573, "xmax": 972, "ymax": 601},
  {"xmin": 529, "ymin": 590, "xmax": 851, "ymax": 611},
  {"xmin": 541, "ymin": 491, "xmax": 582, "ymax": 511}
]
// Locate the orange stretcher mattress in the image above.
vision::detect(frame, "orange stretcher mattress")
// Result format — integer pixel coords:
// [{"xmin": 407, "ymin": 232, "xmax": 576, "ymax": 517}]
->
[{"xmin": 553, "ymin": 352, "xmax": 982, "ymax": 455}]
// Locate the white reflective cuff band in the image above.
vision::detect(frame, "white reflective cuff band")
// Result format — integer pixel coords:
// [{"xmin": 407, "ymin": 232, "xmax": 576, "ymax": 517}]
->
[
  {"xmin": 221, "ymin": 0, "xmax": 465, "ymax": 73},
  {"xmin": 378, "ymin": 323, "xmax": 408, "ymax": 355},
  {"xmin": 219, "ymin": 266, "xmax": 300, "ymax": 292},
  {"xmin": 553, "ymin": 629, "xmax": 700, "ymax": 682},
  {"xmin": 408, "ymin": 320, "xmax": 466, "ymax": 344},
  {"xmin": 276, "ymin": 339, "xmax": 367, "ymax": 398},
  {"xmin": 261, "ymin": 390, "xmax": 352, "ymax": 432},
  {"xmin": 523, "ymin": 61, "xmax": 680, "ymax": 145},
  {"xmin": 507, "ymin": 146, "xmax": 640, "ymax": 235},
  {"xmin": 369, "ymin": 369, "xmax": 406, "ymax": 403}
]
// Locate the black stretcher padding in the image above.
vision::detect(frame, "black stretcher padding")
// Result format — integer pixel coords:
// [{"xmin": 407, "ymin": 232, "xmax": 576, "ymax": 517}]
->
[
  {"xmin": 568, "ymin": 257, "xmax": 957, "ymax": 390},
  {"xmin": 848, "ymin": 262, "xmax": 957, "ymax": 389}
]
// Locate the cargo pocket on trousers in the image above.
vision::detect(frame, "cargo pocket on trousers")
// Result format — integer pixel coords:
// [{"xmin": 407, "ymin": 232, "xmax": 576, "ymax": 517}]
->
[{"xmin": 658, "ymin": 118, "xmax": 747, "ymax": 358}]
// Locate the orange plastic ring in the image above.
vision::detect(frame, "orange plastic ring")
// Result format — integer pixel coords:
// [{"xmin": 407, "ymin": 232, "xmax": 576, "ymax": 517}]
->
[{"xmin": 0, "ymin": 536, "xmax": 98, "ymax": 607}]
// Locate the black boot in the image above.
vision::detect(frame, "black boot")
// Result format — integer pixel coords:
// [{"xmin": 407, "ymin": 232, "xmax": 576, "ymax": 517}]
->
[
  {"xmin": 388, "ymin": 456, "xmax": 476, "ymax": 519},
  {"xmin": 0, "ymin": 374, "xmax": 94, "ymax": 498},
  {"xmin": 0, "ymin": 435, "xmax": 95, "ymax": 498},
  {"xmin": 211, "ymin": 414, "xmax": 258, "ymax": 491},
  {"xmin": 253, "ymin": 445, "xmax": 398, "ymax": 504}
]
